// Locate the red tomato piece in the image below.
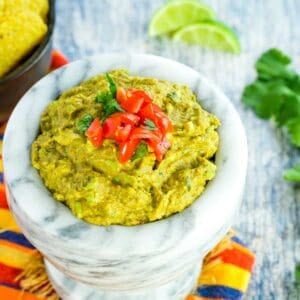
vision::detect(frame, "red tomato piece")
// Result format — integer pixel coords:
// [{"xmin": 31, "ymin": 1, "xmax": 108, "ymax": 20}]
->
[
  {"xmin": 117, "ymin": 89, "xmax": 152, "ymax": 114},
  {"xmin": 119, "ymin": 138, "xmax": 140, "ymax": 163},
  {"xmin": 120, "ymin": 96, "xmax": 144, "ymax": 114},
  {"xmin": 128, "ymin": 89, "xmax": 152, "ymax": 104},
  {"xmin": 114, "ymin": 124, "xmax": 132, "ymax": 143},
  {"xmin": 155, "ymin": 112, "xmax": 173, "ymax": 135},
  {"xmin": 50, "ymin": 50, "xmax": 69, "ymax": 69},
  {"xmin": 85, "ymin": 118, "xmax": 103, "ymax": 147},
  {"xmin": 147, "ymin": 137, "xmax": 171, "ymax": 161},
  {"xmin": 138, "ymin": 103, "xmax": 157, "ymax": 122},
  {"xmin": 130, "ymin": 128, "xmax": 161, "ymax": 143},
  {"xmin": 103, "ymin": 117, "xmax": 121, "ymax": 138},
  {"xmin": 116, "ymin": 87, "xmax": 127, "ymax": 102},
  {"xmin": 109, "ymin": 112, "xmax": 140, "ymax": 126}
]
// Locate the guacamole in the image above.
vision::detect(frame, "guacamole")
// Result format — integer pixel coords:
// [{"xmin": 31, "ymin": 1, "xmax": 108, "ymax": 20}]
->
[{"xmin": 32, "ymin": 70, "xmax": 220, "ymax": 226}]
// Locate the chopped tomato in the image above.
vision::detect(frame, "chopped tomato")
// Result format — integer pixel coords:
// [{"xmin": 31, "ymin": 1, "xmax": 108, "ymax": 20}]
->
[
  {"xmin": 50, "ymin": 50, "xmax": 69, "ymax": 69},
  {"xmin": 155, "ymin": 112, "xmax": 173, "ymax": 135},
  {"xmin": 85, "ymin": 85, "xmax": 172, "ymax": 163},
  {"xmin": 147, "ymin": 137, "xmax": 171, "ymax": 161},
  {"xmin": 130, "ymin": 127, "xmax": 161, "ymax": 143},
  {"xmin": 119, "ymin": 138, "xmax": 140, "ymax": 163},
  {"xmin": 103, "ymin": 117, "xmax": 120, "ymax": 138},
  {"xmin": 85, "ymin": 118, "xmax": 103, "ymax": 147},
  {"xmin": 138, "ymin": 102, "xmax": 163, "ymax": 121},
  {"xmin": 117, "ymin": 89, "xmax": 152, "ymax": 113},
  {"xmin": 114, "ymin": 124, "xmax": 132, "ymax": 143},
  {"xmin": 103, "ymin": 113, "xmax": 140, "ymax": 139},
  {"xmin": 138, "ymin": 103, "xmax": 157, "ymax": 122},
  {"xmin": 116, "ymin": 87, "xmax": 127, "ymax": 102},
  {"xmin": 109, "ymin": 112, "xmax": 140, "ymax": 126},
  {"xmin": 128, "ymin": 89, "xmax": 152, "ymax": 104}
]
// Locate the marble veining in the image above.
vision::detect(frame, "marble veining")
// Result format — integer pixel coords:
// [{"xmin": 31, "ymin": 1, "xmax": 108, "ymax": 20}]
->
[{"xmin": 3, "ymin": 54, "xmax": 247, "ymax": 299}]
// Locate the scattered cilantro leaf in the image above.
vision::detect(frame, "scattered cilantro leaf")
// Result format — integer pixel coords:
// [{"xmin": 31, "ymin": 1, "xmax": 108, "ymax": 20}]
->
[
  {"xmin": 242, "ymin": 81, "xmax": 286, "ymax": 119},
  {"xmin": 283, "ymin": 164, "xmax": 300, "ymax": 182},
  {"xmin": 242, "ymin": 48, "xmax": 300, "ymax": 182},
  {"xmin": 131, "ymin": 143, "xmax": 149, "ymax": 161},
  {"xmin": 76, "ymin": 114, "xmax": 93, "ymax": 134},
  {"xmin": 255, "ymin": 48, "xmax": 294, "ymax": 81},
  {"xmin": 286, "ymin": 118, "xmax": 300, "ymax": 147},
  {"xmin": 167, "ymin": 91, "xmax": 179, "ymax": 102},
  {"xmin": 143, "ymin": 118, "xmax": 157, "ymax": 131},
  {"xmin": 276, "ymin": 95, "xmax": 300, "ymax": 127},
  {"xmin": 296, "ymin": 265, "xmax": 300, "ymax": 284},
  {"xmin": 105, "ymin": 73, "xmax": 117, "ymax": 98}
]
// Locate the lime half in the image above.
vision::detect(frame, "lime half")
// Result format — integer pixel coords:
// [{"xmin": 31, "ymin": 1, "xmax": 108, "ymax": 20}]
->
[
  {"xmin": 173, "ymin": 20, "xmax": 241, "ymax": 53},
  {"xmin": 149, "ymin": 0, "xmax": 215, "ymax": 37}
]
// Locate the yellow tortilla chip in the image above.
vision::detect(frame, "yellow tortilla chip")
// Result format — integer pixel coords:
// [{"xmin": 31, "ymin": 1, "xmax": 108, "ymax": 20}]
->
[
  {"xmin": 0, "ymin": 1, "xmax": 4, "ymax": 14},
  {"xmin": 27, "ymin": 0, "xmax": 49, "ymax": 21},
  {"xmin": 0, "ymin": 0, "xmax": 49, "ymax": 21},
  {"xmin": 0, "ymin": 11, "xmax": 47, "ymax": 77}
]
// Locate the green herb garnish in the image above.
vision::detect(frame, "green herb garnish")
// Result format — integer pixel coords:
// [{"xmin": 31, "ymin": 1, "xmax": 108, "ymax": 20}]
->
[
  {"xmin": 242, "ymin": 48, "xmax": 300, "ymax": 181},
  {"xmin": 296, "ymin": 265, "xmax": 300, "ymax": 281},
  {"xmin": 105, "ymin": 73, "xmax": 117, "ymax": 98},
  {"xmin": 76, "ymin": 114, "xmax": 93, "ymax": 134},
  {"xmin": 131, "ymin": 143, "xmax": 149, "ymax": 161},
  {"xmin": 283, "ymin": 164, "xmax": 300, "ymax": 182},
  {"xmin": 143, "ymin": 118, "xmax": 157, "ymax": 131},
  {"xmin": 167, "ymin": 91, "xmax": 179, "ymax": 102},
  {"xmin": 95, "ymin": 73, "xmax": 123, "ymax": 119}
]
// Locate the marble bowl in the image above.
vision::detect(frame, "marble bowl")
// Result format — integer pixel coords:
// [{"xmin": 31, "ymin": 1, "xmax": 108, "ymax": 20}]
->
[{"xmin": 3, "ymin": 54, "xmax": 247, "ymax": 300}]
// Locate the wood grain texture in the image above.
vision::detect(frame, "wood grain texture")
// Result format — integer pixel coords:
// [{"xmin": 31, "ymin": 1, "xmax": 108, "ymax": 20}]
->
[{"xmin": 53, "ymin": 1, "xmax": 300, "ymax": 299}]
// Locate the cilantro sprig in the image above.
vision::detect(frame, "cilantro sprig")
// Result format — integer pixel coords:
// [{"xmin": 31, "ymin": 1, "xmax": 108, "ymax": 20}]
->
[
  {"xmin": 95, "ymin": 73, "xmax": 123, "ymax": 119},
  {"xmin": 76, "ymin": 114, "xmax": 93, "ymax": 134},
  {"xmin": 242, "ymin": 48, "xmax": 300, "ymax": 182}
]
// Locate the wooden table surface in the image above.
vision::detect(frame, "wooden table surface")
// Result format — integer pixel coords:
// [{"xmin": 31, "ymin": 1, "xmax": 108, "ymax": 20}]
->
[{"xmin": 53, "ymin": 1, "xmax": 300, "ymax": 298}]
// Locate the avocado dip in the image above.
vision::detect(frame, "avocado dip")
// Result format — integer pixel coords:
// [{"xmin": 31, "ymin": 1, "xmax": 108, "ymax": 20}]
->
[{"xmin": 32, "ymin": 69, "xmax": 220, "ymax": 226}]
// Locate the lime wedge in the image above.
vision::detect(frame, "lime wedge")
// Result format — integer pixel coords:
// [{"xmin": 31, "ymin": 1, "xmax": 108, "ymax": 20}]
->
[
  {"xmin": 149, "ymin": 0, "xmax": 215, "ymax": 37},
  {"xmin": 173, "ymin": 20, "xmax": 241, "ymax": 53}
]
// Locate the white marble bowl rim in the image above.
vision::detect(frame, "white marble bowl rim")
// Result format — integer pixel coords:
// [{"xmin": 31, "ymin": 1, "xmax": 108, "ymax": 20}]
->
[{"xmin": 3, "ymin": 53, "xmax": 247, "ymax": 258}]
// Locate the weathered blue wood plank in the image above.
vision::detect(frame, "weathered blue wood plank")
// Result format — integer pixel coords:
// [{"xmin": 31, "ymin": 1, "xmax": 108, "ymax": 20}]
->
[{"xmin": 53, "ymin": 1, "xmax": 300, "ymax": 298}]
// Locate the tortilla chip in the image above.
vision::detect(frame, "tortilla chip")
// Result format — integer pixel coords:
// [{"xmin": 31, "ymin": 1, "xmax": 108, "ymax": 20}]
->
[
  {"xmin": 0, "ymin": 11, "xmax": 47, "ymax": 77},
  {"xmin": 0, "ymin": 0, "xmax": 49, "ymax": 21}
]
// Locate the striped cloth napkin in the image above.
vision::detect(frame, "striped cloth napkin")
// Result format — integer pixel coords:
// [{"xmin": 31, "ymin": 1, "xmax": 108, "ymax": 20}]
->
[{"xmin": 0, "ymin": 52, "xmax": 255, "ymax": 300}]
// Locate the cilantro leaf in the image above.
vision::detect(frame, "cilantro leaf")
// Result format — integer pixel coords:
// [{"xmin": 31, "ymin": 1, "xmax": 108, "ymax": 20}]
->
[
  {"xmin": 76, "ymin": 114, "xmax": 93, "ymax": 134},
  {"xmin": 95, "ymin": 91, "xmax": 113, "ymax": 104},
  {"xmin": 286, "ymin": 118, "xmax": 300, "ymax": 147},
  {"xmin": 143, "ymin": 118, "xmax": 157, "ymax": 131},
  {"xmin": 105, "ymin": 73, "xmax": 117, "ymax": 98},
  {"xmin": 242, "ymin": 48, "xmax": 300, "ymax": 182},
  {"xmin": 167, "ymin": 91, "xmax": 179, "ymax": 102},
  {"xmin": 131, "ymin": 143, "xmax": 149, "ymax": 161},
  {"xmin": 255, "ymin": 48, "xmax": 295, "ymax": 81},
  {"xmin": 276, "ymin": 95, "xmax": 300, "ymax": 127},
  {"xmin": 242, "ymin": 81, "xmax": 285, "ymax": 119},
  {"xmin": 95, "ymin": 92, "xmax": 123, "ymax": 120},
  {"xmin": 296, "ymin": 265, "xmax": 300, "ymax": 283},
  {"xmin": 283, "ymin": 164, "xmax": 300, "ymax": 182},
  {"xmin": 95, "ymin": 73, "xmax": 122, "ymax": 119}
]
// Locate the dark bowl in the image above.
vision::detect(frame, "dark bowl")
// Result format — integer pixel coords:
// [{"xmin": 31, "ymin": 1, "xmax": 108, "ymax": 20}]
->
[{"xmin": 0, "ymin": 0, "xmax": 55, "ymax": 122}]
